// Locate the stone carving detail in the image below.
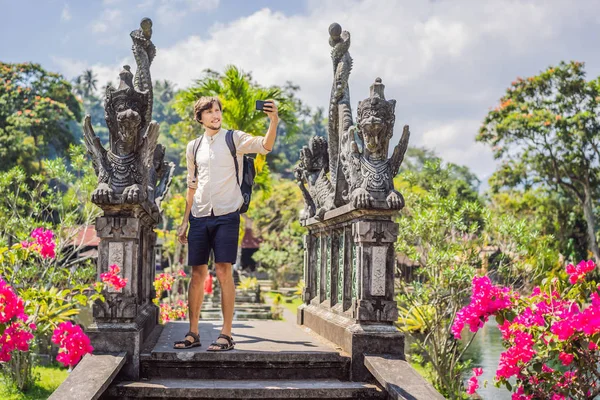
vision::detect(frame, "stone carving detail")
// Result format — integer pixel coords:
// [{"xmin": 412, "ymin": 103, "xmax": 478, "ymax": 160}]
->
[
  {"xmin": 370, "ymin": 246, "xmax": 387, "ymax": 296},
  {"xmin": 342, "ymin": 79, "xmax": 410, "ymax": 209},
  {"xmin": 82, "ymin": 17, "xmax": 173, "ymax": 211},
  {"xmin": 295, "ymin": 22, "xmax": 411, "ymax": 214},
  {"xmin": 356, "ymin": 298, "xmax": 398, "ymax": 322},
  {"xmin": 295, "ymin": 136, "xmax": 335, "ymax": 219},
  {"xmin": 93, "ymin": 294, "xmax": 138, "ymax": 322}
]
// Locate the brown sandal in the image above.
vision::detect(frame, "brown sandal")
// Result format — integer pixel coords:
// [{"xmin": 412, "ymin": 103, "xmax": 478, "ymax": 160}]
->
[
  {"xmin": 173, "ymin": 331, "xmax": 201, "ymax": 349},
  {"xmin": 207, "ymin": 333, "xmax": 235, "ymax": 351}
]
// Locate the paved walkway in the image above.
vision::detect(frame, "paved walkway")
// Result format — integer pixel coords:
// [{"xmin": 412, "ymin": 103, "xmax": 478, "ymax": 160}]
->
[{"xmin": 154, "ymin": 320, "xmax": 344, "ymax": 355}]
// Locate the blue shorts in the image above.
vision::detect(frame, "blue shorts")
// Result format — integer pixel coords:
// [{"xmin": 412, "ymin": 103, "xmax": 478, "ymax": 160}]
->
[{"xmin": 187, "ymin": 210, "xmax": 240, "ymax": 266}]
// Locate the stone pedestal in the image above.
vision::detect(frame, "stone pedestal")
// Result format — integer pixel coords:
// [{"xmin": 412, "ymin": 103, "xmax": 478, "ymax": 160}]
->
[
  {"xmin": 86, "ymin": 201, "xmax": 159, "ymax": 380},
  {"xmin": 297, "ymin": 204, "xmax": 404, "ymax": 381}
]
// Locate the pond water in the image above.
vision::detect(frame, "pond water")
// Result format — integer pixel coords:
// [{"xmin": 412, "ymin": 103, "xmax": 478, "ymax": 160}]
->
[{"xmin": 461, "ymin": 320, "xmax": 511, "ymax": 400}]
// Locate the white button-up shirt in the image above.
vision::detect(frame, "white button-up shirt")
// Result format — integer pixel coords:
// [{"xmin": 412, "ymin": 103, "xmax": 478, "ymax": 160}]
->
[{"xmin": 186, "ymin": 128, "xmax": 270, "ymax": 217}]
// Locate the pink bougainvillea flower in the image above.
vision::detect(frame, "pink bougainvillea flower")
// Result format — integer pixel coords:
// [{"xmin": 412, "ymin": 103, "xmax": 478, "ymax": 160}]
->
[
  {"xmin": 177, "ymin": 269, "xmax": 186, "ymax": 277},
  {"xmin": 21, "ymin": 227, "xmax": 56, "ymax": 259},
  {"xmin": 558, "ymin": 352, "xmax": 574, "ymax": 366},
  {"xmin": 0, "ymin": 277, "xmax": 27, "ymax": 323},
  {"xmin": 452, "ymin": 276, "xmax": 513, "ymax": 339},
  {"xmin": 466, "ymin": 367, "xmax": 483, "ymax": 395},
  {"xmin": 51, "ymin": 321, "xmax": 93, "ymax": 367},
  {"xmin": 100, "ymin": 264, "xmax": 128, "ymax": 290},
  {"xmin": 496, "ymin": 331, "xmax": 535, "ymax": 380},
  {"xmin": 0, "ymin": 321, "xmax": 34, "ymax": 362},
  {"xmin": 542, "ymin": 364, "xmax": 554, "ymax": 373},
  {"xmin": 565, "ymin": 260, "xmax": 595, "ymax": 284},
  {"xmin": 512, "ymin": 385, "xmax": 533, "ymax": 400},
  {"xmin": 30, "ymin": 227, "xmax": 56, "ymax": 259}
]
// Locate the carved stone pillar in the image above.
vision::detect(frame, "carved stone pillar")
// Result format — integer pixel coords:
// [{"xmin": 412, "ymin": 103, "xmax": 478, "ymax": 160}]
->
[
  {"xmin": 352, "ymin": 219, "xmax": 399, "ymax": 323},
  {"xmin": 86, "ymin": 202, "xmax": 159, "ymax": 380},
  {"xmin": 297, "ymin": 204, "xmax": 404, "ymax": 381}
]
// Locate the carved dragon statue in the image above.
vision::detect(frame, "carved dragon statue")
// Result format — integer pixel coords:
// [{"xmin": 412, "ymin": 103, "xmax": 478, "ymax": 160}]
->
[
  {"xmin": 294, "ymin": 136, "xmax": 335, "ymax": 220},
  {"xmin": 295, "ymin": 22, "xmax": 411, "ymax": 215},
  {"xmin": 83, "ymin": 18, "xmax": 173, "ymax": 211},
  {"xmin": 328, "ymin": 22, "xmax": 353, "ymax": 207}
]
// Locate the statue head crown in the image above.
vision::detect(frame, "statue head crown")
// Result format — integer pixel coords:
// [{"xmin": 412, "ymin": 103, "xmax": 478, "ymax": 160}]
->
[
  {"xmin": 357, "ymin": 78, "xmax": 396, "ymax": 141},
  {"xmin": 107, "ymin": 65, "xmax": 148, "ymax": 127}
]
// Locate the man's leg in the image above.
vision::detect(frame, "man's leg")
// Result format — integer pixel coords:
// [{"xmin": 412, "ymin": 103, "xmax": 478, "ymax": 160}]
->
[
  {"xmin": 174, "ymin": 264, "xmax": 208, "ymax": 348},
  {"xmin": 207, "ymin": 262, "xmax": 235, "ymax": 349}
]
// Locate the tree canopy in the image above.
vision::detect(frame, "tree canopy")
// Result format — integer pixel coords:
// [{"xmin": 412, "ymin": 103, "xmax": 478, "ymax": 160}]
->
[
  {"xmin": 478, "ymin": 61, "xmax": 600, "ymax": 261},
  {"xmin": 0, "ymin": 62, "xmax": 82, "ymax": 173}
]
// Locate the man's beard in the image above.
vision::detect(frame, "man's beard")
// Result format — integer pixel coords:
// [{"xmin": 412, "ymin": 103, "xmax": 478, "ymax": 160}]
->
[{"xmin": 205, "ymin": 122, "xmax": 221, "ymax": 131}]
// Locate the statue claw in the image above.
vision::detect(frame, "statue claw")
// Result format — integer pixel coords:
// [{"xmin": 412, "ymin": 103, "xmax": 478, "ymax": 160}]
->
[
  {"xmin": 123, "ymin": 184, "xmax": 146, "ymax": 204},
  {"xmin": 352, "ymin": 188, "xmax": 373, "ymax": 209},
  {"xmin": 386, "ymin": 190, "xmax": 405, "ymax": 210},
  {"xmin": 92, "ymin": 183, "xmax": 114, "ymax": 205}
]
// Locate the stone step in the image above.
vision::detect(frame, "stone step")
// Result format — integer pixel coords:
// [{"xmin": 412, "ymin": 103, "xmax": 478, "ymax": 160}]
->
[
  {"xmin": 104, "ymin": 378, "xmax": 386, "ymax": 399},
  {"xmin": 141, "ymin": 351, "xmax": 350, "ymax": 380}
]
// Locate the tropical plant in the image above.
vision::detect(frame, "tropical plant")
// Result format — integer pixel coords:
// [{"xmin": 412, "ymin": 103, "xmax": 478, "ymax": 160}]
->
[
  {"xmin": 478, "ymin": 61, "xmax": 600, "ymax": 262},
  {"xmin": 395, "ymin": 161, "xmax": 483, "ymax": 398},
  {"xmin": 238, "ymin": 276, "xmax": 258, "ymax": 291},
  {"xmin": 0, "ymin": 62, "xmax": 82, "ymax": 173},
  {"xmin": 171, "ymin": 65, "xmax": 299, "ymax": 196},
  {"xmin": 248, "ymin": 179, "xmax": 306, "ymax": 287},
  {"xmin": 395, "ymin": 159, "xmax": 559, "ymax": 398},
  {"xmin": 455, "ymin": 260, "xmax": 600, "ymax": 399}
]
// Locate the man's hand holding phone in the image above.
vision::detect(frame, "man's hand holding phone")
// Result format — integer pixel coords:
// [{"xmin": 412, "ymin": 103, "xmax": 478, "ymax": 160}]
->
[{"xmin": 256, "ymin": 99, "xmax": 278, "ymax": 122}]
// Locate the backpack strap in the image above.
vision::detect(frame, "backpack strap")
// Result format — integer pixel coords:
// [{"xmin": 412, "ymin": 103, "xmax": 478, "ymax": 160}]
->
[
  {"xmin": 192, "ymin": 135, "xmax": 203, "ymax": 178},
  {"xmin": 225, "ymin": 129, "xmax": 240, "ymax": 186}
]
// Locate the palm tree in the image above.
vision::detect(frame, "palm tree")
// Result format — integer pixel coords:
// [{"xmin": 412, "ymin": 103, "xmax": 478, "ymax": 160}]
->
[
  {"xmin": 155, "ymin": 79, "xmax": 175, "ymax": 103},
  {"xmin": 172, "ymin": 65, "xmax": 299, "ymax": 196},
  {"xmin": 81, "ymin": 69, "xmax": 98, "ymax": 98}
]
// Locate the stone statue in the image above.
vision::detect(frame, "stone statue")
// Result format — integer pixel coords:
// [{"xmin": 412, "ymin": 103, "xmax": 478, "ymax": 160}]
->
[
  {"xmin": 83, "ymin": 17, "xmax": 172, "ymax": 211},
  {"xmin": 295, "ymin": 136, "xmax": 335, "ymax": 220},
  {"xmin": 328, "ymin": 22, "xmax": 353, "ymax": 207},
  {"xmin": 294, "ymin": 22, "xmax": 410, "ymax": 214},
  {"xmin": 341, "ymin": 78, "xmax": 410, "ymax": 209}
]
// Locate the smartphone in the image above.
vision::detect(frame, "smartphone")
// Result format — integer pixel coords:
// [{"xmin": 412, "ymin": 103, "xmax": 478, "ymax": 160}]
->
[{"xmin": 256, "ymin": 100, "xmax": 271, "ymax": 111}]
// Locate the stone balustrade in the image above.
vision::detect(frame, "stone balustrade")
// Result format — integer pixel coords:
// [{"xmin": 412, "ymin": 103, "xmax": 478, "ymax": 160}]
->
[{"xmin": 298, "ymin": 204, "xmax": 404, "ymax": 381}]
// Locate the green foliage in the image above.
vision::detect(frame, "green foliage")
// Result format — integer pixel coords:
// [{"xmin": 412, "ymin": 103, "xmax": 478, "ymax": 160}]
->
[
  {"xmin": 0, "ymin": 62, "xmax": 82, "ymax": 174},
  {"xmin": 248, "ymin": 179, "xmax": 306, "ymax": 287},
  {"xmin": 237, "ymin": 276, "xmax": 258, "ymax": 291},
  {"xmin": 269, "ymin": 103, "xmax": 327, "ymax": 178},
  {"xmin": 153, "ymin": 79, "xmax": 184, "ymax": 171},
  {"xmin": 483, "ymin": 209, "xmax": 561, "ymax": 289},
  {"xmin": 395, "ymin": 160, "xmax": 559, "ymax": 397},
  {"xmin": 396, "ymin": 164, "xmax": 482, "ymax": 397},
  {"xmin": 171, "ymin": 65, "xmax": 299, "ymax": 193},
  {"xmin": 478, "ymin": 61, "xmax": 600, "ymax": 260},
  {"xmin": 397, "ymin": 147, "xmax": 481, "ymax": 204},
  {"xmin": 0, "ymin": 145, "xmax": 100, "ymax": 252},
  {"xmin": 489, "ymin": 187, "xmax": 587, "ymax": 263}
]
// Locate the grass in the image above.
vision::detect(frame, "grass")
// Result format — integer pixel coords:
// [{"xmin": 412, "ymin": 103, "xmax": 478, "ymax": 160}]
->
[
  {"xmin": 0, "ymin": 365, "xmax": 68, "ymax": 400},
  {"xmin": 265, "ymin": 291, "xmax": 303, "ymax": 316}
]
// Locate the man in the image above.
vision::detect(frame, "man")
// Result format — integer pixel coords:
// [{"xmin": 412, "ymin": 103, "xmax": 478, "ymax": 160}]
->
[{"xmin": 174, "ymin": 96, "xmax": 278, "ymax": 351}]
